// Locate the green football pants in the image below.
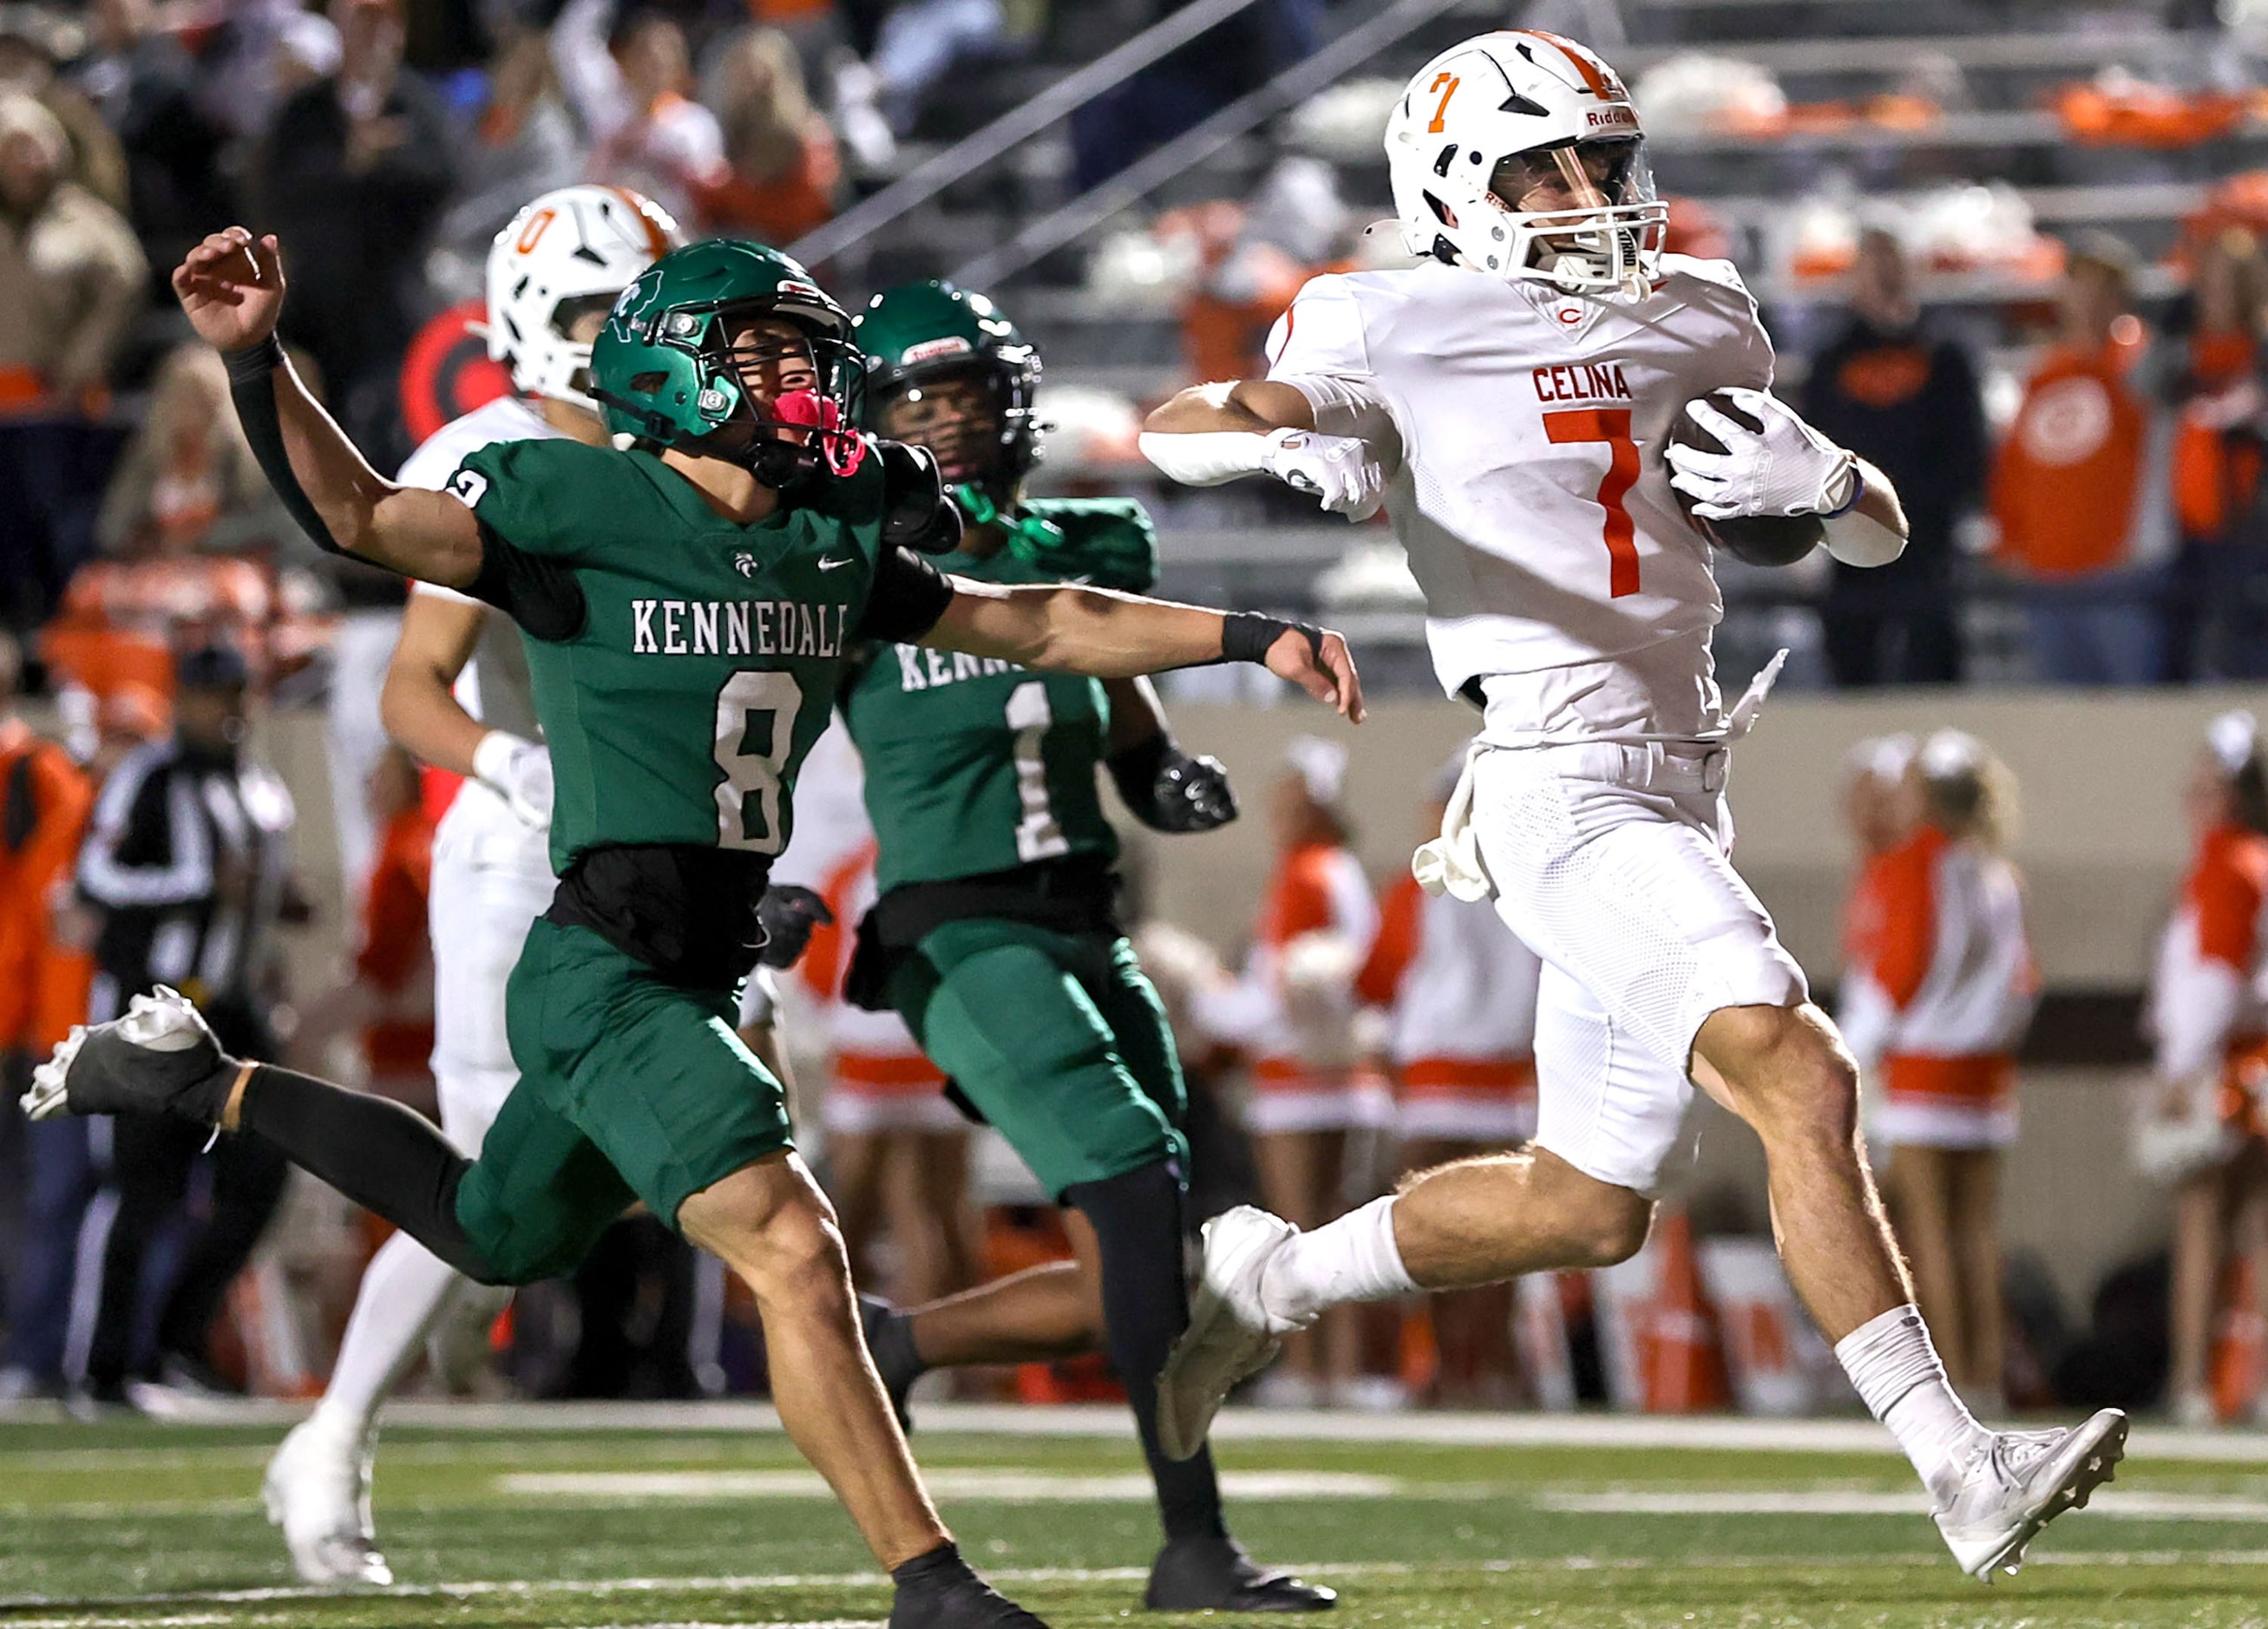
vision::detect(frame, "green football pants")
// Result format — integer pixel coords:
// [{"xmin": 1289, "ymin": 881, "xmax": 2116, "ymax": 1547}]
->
[
  {"xmin": 889, "ymin": 919, "xmax": 1187, "ymax": 1198},
  {"xmin": 452, "ymin": 919, "xmax": 796, "ymax": 1283}
]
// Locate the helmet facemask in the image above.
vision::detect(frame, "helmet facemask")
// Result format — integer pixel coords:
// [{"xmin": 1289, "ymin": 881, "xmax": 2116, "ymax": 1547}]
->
[
  {"xmin": 619, "ymin": 299, "xmax": 868, "ymax": 485},
  {"xmin": 1386, "ymin": 33, "xmax": 1667, "ymax": 304},
  {"xmin": 872, "ymin": 354, "xmax": 1041, "ymax": 504},
  {"xmin": 1485, "ymin": 136, "xmax": 1667, "ymax": 298}
]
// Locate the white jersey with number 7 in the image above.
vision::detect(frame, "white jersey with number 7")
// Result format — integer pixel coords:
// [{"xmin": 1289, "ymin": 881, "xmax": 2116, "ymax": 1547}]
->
[{"xmin": 1264, "ymin": 253, "xmax": 1773, "ymax": 746}]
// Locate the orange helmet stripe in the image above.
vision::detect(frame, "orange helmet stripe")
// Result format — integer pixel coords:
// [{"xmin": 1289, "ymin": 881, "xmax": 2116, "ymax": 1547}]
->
[
  {"xmin": 1514, "ymin": 29, "xmax": 1622, "ymax": 101},
  {"xmin": 604, "ymin": 186, "xmax": 674, "ymax": 258}
]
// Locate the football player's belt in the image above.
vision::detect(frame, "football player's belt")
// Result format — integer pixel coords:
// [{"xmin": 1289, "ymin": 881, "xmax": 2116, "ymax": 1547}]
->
[
  {"xmin": 545, "ymin": 842, "xmax": 773, "ymax": 991},
  {"xmin": 840, "ymin": 852, "xmax": 1120, "ymax": 1012}
]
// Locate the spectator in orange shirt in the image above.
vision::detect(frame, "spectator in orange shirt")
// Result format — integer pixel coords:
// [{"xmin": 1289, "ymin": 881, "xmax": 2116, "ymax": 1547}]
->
[
  {"xmin": 1177, "ymin": 157, "xmax": 1352, "ymax": 387},
  {"xmin": 0, "ymin": 631, "xmax": 95, "ymax": 1401},
  {"xmin": 1990, "ymin": 236, "xmax": 2173, "ymax": 684},
  {"xmin": 2163, "ymin": 229, "xmax": 2268, "ymax": 682},
  {"xmin": 701, "ymin": 28, "xmax": 839, "ymax": 247}
]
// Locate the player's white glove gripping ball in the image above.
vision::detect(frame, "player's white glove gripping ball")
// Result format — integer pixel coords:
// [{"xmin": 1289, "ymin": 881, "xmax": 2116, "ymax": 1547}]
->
[
  {"xmin": 1261, "ymin": 427, "xmax": 1385, "ymax": 521},
  {"xmin": 473, "ymin": 730, "xmax": 554, "ymax": 830},
  {"xmin": 1664, "ymin": 387, "xmax": 1858, "ymax": 520}
]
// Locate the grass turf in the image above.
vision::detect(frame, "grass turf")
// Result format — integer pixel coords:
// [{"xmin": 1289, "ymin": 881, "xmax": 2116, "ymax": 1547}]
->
[{"xmin": 3, "ymin": 1413, "xmax": 2265, "ymax": 1627}]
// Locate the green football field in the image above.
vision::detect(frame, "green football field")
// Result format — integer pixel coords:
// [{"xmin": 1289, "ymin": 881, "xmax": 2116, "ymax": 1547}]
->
[{"xmin": 3, "ymin": 1403, "xmax": 2265, "ymax": 1628}]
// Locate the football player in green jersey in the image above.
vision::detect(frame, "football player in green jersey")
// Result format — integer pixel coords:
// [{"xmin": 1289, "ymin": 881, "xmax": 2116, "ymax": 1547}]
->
[
  {"xmin": 27, "ymin": 226, "xmax": 1361, "ymax": 1629},
  {"xmin": 839, "ymin": 282, "xmax": 1331, "ymax": 1613}
]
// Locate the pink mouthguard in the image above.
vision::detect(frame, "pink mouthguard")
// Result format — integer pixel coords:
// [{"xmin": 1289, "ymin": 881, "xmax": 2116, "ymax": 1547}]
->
[{"xmin": 773, "ymin": 389, "xmax": 866, "ymax": 476}]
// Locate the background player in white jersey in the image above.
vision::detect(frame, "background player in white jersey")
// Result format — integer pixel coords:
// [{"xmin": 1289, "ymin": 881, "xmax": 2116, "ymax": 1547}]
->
[
  {"xmin": 262, "ymin": 185, "xmax": 678, "ymax": 1585},
  {"xmin": 1140, "ymin": 29, "xmax": 2124, "ymax": 1580}
]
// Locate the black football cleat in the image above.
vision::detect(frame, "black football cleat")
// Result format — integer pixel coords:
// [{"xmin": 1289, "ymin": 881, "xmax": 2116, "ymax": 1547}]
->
[
  {"xmin": 860, "ymin": 1292, "xmax": 921, "ymax": 1433},
  {"xmin": 1145, "ymin": 1534, "xmax": 1337, "ymax": 1612},
  {"xmin": 888, "ymin": 1543, "xmax": 1050, "ymax": 1627},
  {"xmin": 22, "ymin": 988, "xmax": 233, "ymax": 1125}
]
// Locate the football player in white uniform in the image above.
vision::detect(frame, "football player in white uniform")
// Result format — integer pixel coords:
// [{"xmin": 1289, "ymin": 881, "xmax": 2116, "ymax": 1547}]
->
[
  {"xmin": 1141, "ymin": 31, "xmax": 2125, "ymax": 1580},
  {"xmin": 262, "ymin": 186, "xmax": 679, "ymax": 1585}
]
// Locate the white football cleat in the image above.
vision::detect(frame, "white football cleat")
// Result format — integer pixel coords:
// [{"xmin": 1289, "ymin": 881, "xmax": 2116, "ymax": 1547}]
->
[
  {"xmin": 264, "ymin": 1415, "xmax": 392, "ymax": 1586},
  {"xmin": 1156, "ymin": 1206, "xmax": 1301, "ymax": 1462},
  {"xmin": 22, "ymin": 987, "xmax": 226, "ymax": 1122},
  {"xmin": 1933, "ymin": 1408, "xmax": 2127, "ymax": 1580}
]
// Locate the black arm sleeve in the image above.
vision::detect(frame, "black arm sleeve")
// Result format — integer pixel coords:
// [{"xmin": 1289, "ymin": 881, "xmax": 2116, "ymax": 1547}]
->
[
  {"xmin": 857, "ymin": 544, "xmax": 957, "ymax": 644},
  {"xmin": 463, "ymin": 522, "xmax": 588, "ymax": 643},
  {"xmin": 224, "ymin": 337, "xmax": 347, "ymax": 557}
]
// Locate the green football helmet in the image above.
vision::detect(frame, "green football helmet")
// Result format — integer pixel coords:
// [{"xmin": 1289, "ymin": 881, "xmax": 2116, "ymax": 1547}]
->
[
  {"xmin": 591, "ymin": 239, "xmax": 866, "ymax": 484},
  {"xmin": 853, "ymin": 280, "xmax": 1041, "ymax": 502}
]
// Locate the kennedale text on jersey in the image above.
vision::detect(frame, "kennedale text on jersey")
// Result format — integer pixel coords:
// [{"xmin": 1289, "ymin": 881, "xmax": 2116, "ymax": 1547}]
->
[
  {"xmin": 892, "ymin": 644, "xmax": 1023, "ymax": 690},
  {"xmin": 629, "ymin": 598, "xmax": 853, "ymax": 659},
  {"xmin": 1531, "ymin": 363, "xmax": 1633, "ymax": 402}
]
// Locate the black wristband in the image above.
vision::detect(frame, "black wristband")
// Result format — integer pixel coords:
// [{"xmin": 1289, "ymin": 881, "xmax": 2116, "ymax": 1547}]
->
[
  {"xmin": 221, "ymin": 333, "xmax": 285, "ymax": 388},
  {"xmin": 1218, "ymin": 610, "xmax": 1323, "ymax": 666}
]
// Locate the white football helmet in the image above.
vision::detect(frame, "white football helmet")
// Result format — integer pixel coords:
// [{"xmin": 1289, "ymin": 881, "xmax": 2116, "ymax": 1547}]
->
[
  {"xmin": 1385, "ymin": 30, "xmax": 1668, "ymax": 299},
  {"xmin": 486, "ymin": 186, "xmax": 682, "ymax": 411}
]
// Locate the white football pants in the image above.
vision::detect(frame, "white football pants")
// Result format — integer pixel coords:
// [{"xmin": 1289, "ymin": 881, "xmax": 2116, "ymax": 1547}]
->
[{"xmin": 315, "ymin": 787, "xmax": 554, "ymax": 1436}]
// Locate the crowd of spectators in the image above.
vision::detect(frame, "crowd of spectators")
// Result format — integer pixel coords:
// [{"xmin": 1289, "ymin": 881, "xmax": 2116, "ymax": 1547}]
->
[{"xmin": 1798, "ymin": 223, "xmax": 2268, "ymax": 691}]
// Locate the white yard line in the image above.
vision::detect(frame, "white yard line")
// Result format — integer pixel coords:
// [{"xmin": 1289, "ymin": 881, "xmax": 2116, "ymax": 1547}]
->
[
  {"xmin": 12, "ymin": 1397, "xmax": 2265, "ymax": 1465},
  {"xmin": 3, "ymin": 1500, "xmax": 264, "ymax": 1520},
  {"xmin": 493, "ymin": 1469, "xmax": 1404, "ymax": 1501},
  {"xmin": 17, "ymin": 1550, "xmax": 2268, "ymax": 1615},
  {"xmin": 1541, "ymin": 1488, "xmax": 2268, "ymax": 1521}
]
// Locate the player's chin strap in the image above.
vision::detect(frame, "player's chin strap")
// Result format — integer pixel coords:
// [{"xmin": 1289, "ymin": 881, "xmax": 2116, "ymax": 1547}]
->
[
  {"xmin": 222, "ymin": 336, "xmax": 346, "ymax": 556},
  {"xmin": 1414, "ymin": 650, "xmax": 1791, "ymax": 904}
]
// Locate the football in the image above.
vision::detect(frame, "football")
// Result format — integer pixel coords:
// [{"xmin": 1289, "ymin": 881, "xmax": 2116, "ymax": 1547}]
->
[{"xmin": 1667, "ymin": 391, "xmax": 1826, "ymax": 567}]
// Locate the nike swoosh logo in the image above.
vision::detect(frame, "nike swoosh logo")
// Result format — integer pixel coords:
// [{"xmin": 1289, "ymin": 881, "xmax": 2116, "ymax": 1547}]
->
[{"xmin": 816, "ymin": 555, "xmax": 853, "ymax": 572}]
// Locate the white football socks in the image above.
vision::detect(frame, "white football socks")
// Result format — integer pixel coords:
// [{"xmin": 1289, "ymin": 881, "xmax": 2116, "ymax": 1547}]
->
[
  {"xmin": 1255, "ymin": 1196, "xmax": 1419, "ymax": 1330},
  {"xmin": 316, "ymin": 1231, "xmax": 476, "ymax": 1438},
  {"xmin": 1834, "ymin": 1303, "xmax": 1990, "ymax": 1504}
]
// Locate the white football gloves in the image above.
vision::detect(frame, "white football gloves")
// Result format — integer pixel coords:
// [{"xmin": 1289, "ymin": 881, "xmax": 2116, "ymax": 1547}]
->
[
  {"xmin": 472, "ymin": 729, "xmax": 554, "ymax": 830},
  {"xmin": 1665, "ymin": 387, "xmax": 1858, "ymax": 520},
  {"xmin": 1261, "ymin": 427, "xmax": 1386, "ymax": 521}
]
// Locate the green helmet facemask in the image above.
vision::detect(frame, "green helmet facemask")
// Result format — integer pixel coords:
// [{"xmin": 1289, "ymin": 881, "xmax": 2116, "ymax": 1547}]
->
[
  {"xmin": 591, "ymin": 239, "xmax": 866, "ymax": 487},
  {"xmin": 853, "ymin": 280, "xmax": 1040, "ymax": 505}
]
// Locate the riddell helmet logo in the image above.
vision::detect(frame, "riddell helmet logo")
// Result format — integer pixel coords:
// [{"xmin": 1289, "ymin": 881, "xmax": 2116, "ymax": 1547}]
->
[
  {"xmin": 902, "ymin": 337, "xmax": 974, "ymax": 364},
  {"xmin": 1588, "ymin": 107, "xmax": 1637, "ymax": 129}
]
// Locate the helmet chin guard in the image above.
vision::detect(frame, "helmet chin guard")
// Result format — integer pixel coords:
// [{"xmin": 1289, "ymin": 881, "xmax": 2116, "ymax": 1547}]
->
[{"xmin": 1385, "ymin": 30, "xmax": 1668, "ymax": 300}]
